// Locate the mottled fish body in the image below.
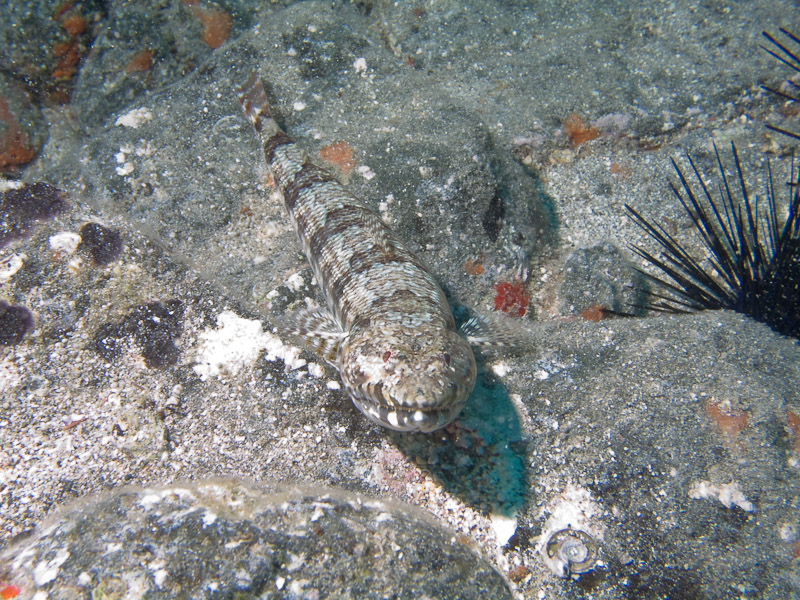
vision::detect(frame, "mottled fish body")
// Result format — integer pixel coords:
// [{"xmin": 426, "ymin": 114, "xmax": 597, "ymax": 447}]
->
[{"xmin": 237, "ymin": 72, "xmax": 476, "ymax": 432}]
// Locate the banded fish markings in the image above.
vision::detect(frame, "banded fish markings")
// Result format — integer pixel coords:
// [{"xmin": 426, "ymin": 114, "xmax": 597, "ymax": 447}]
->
[{"xmin": 237, "ymin": 72, "xmax": 477, "ymax": 433}]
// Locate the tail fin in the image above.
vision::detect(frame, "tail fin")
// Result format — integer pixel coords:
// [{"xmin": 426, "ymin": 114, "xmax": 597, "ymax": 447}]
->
[{"xmin": 237, "ymin": 71, "xmax": 273, "ymax": 133}]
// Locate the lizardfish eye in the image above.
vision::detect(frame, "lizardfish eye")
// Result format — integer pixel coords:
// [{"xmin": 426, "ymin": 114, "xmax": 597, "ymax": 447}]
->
[{"xmin": 443, "ymin": 352, "xmax": 451, "ymax": 366}]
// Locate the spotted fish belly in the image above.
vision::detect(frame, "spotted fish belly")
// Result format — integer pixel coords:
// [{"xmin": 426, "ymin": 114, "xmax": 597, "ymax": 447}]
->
[{"xmin": 237, "ymin": 72, "xmax": 476, "ymax": 432}]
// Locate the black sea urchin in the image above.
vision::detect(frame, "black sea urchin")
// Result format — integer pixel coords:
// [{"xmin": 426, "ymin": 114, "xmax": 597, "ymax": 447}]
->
[
  {"xmin": 625, "ymin": 144, "xmax": 800, "ymax": 338},
  {"xmin": 761, "ymin": 28, "xmax": 800, "ymax": 141}
]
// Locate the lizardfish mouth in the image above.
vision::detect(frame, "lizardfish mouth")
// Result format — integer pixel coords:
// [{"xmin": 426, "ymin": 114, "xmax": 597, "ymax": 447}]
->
[{"xmin": 350, "ymin": 393, "xmax": 468, "ymax": 433}]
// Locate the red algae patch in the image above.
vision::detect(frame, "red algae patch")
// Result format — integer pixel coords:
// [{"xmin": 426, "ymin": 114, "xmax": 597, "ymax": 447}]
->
[
  {"xmin": 493, "ymin": 280, "xmax": 529, "ymax": 318},
  {"xmin": 319, "ymin": 141, "xmax": 357, "ymax": 177}
]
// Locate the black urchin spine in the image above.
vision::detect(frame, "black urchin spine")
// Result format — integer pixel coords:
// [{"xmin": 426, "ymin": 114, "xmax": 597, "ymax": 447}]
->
[{"xmin": 625, "ymin": 143, "xmax": 800, "ymax": 338}]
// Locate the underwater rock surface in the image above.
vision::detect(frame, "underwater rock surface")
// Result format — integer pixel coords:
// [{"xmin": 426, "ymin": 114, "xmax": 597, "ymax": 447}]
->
[
  {"xmin": 2, "ymin": 479, "xmax": 513, "ymax": 599},
  {"xmin": 2, "ymin": 0, "xmax": 800, "ymax": 599}
]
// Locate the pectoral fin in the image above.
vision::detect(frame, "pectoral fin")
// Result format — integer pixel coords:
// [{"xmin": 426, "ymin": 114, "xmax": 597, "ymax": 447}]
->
[
  {"xmin": 277, "ymin": 307, "xmax": 346, "ymax": 362},
  {"xmin": 459, "ymin": 312, "xmax": 533, "ymax": 351}
]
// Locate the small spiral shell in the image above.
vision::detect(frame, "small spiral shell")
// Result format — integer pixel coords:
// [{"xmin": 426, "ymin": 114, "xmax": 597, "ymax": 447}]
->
[{"xmin": 544, "ymin": 528, "xmax": 598, "ymax": 576}]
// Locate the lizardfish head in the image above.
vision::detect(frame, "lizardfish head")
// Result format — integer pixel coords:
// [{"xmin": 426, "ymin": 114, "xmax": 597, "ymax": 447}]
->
[{"xmin": 338, "ymin": 323, "xmax": 477, "ymax": 433}]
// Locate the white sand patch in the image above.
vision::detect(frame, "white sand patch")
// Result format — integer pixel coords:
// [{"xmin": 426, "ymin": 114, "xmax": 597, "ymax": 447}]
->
[
  {"xmin": 688, "ymin": 480, "xmax": 755, "ymax": 512},
  {"xmin": 115, "ymin": 107, "xmax": 153, "ymax": 128},
  {"xmin": 193, "ymin": 310, "xmax": 305, "ymax": 381}
]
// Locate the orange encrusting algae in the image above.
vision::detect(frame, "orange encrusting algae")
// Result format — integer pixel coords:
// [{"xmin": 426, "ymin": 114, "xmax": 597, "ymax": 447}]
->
[
  {"xmin": 507, "ymin": 565, "xmax": 530, "ymax": 583},
  {"xmin": 60, "ymin": 13, "xmax": 86, "ymax": 36},
  {"xmin": 50, "ymin": 4, "xmax": 88, "ymax": 84},
  {"xmin": 126, "ymin": 49, "xmax": 154, "ymax": 73},
  {"xmin": 52, "ymin": 40, "xmax": 80, "ymax": 79},
  {"xmin": 320, "ymin": 141, "xmax": 357, "ymax": 177},
  {"xmin": 705, "ymin": 399, "xmax": 748, "ymax": 441},
  {"xmin": 787, "ymin": 408, "xmax": 800, "ymax": 455},
  {"xmin": 580, "ymin": 304, "xmax": 609, "ymax": 322},
  {"xmin": 0, "ymin": 98, "xmax": 37, "ymax": 170},
  {"xmin": 185, "ymin": 2, "xmax": 233, "ymax": 49},
  {"xmin": 563, "ymin": 113, "xmax": 600, "ymax": 146},
  {"xmin": 54, "ymin": 1, "xmax": 75, "ymax": 20},
  {"xmin": 464, "ymin": 258, "xmax": 485, "ymax": 276}
]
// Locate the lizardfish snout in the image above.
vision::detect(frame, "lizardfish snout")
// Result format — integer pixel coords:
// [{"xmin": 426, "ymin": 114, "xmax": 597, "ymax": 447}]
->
[{"xmin": 339, "ymin": 326, "xmax": 476, "ymax": 432}]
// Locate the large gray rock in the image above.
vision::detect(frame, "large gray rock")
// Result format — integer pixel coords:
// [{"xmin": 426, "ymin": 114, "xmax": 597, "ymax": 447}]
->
[{"xmin": 2, "ymin": 480, "xmax": 513, "ymax": 599}]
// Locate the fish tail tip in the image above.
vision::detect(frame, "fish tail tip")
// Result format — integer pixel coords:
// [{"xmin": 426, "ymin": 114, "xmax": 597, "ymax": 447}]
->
[{"xmin": 237, "ymin": 71, "xmax": 271, "ymax": 128}]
